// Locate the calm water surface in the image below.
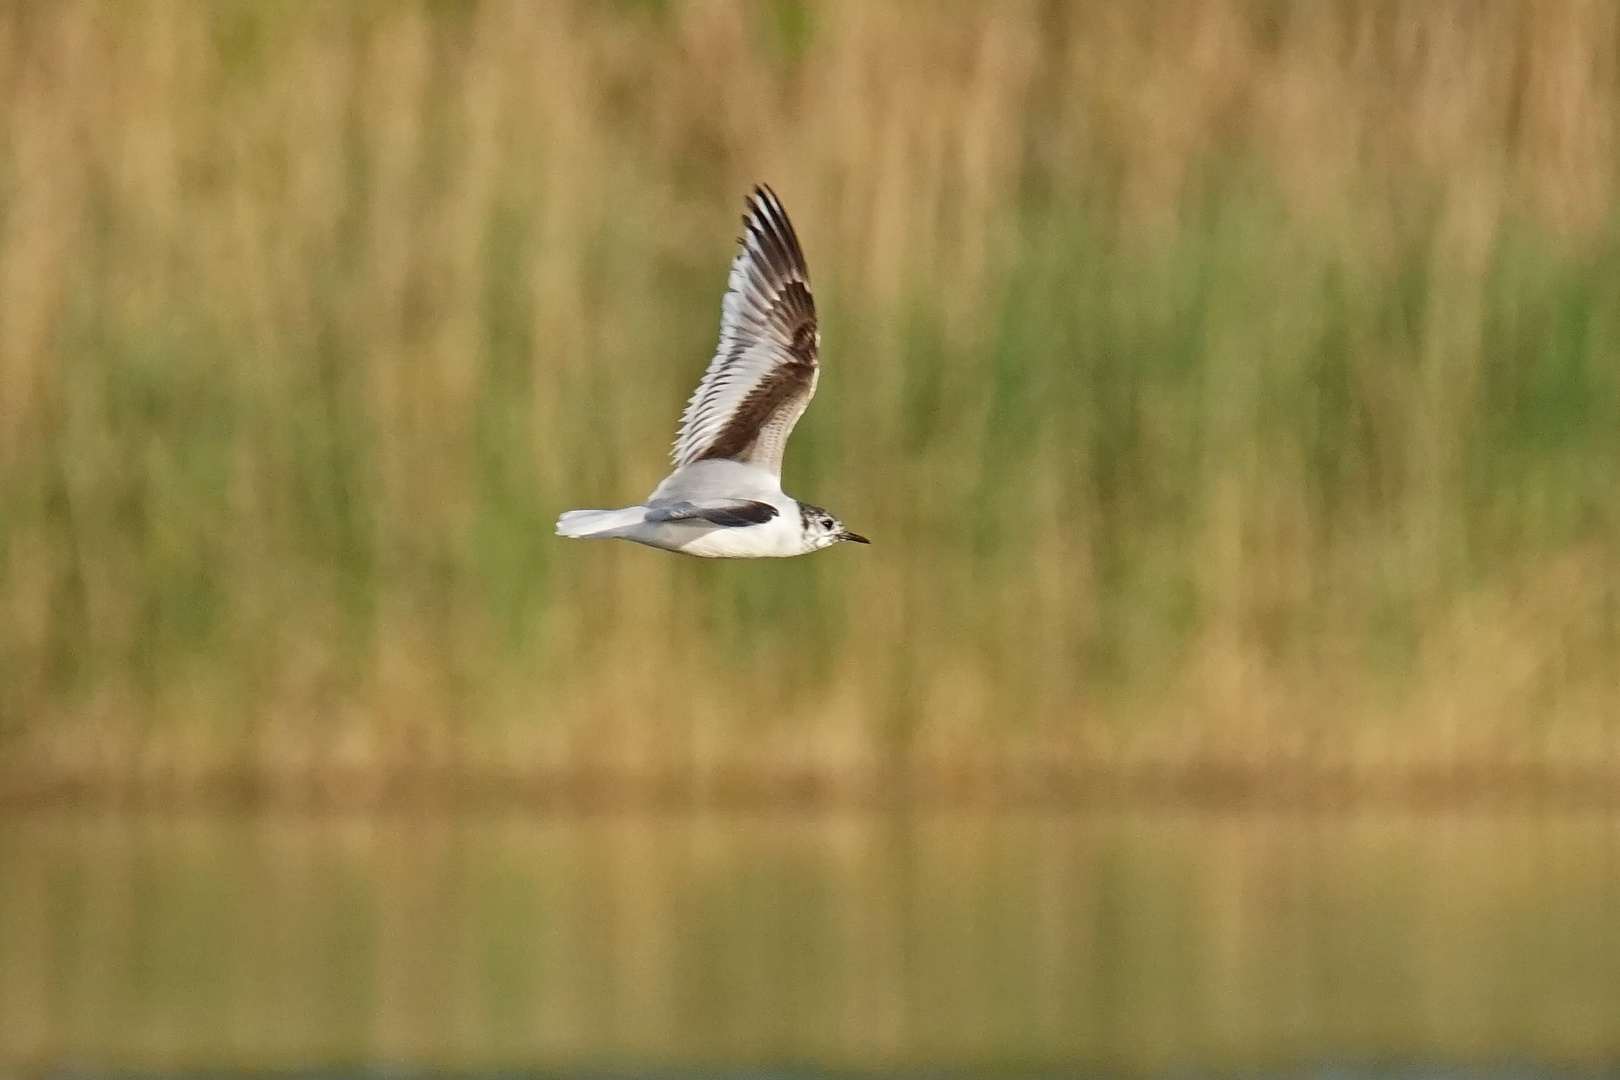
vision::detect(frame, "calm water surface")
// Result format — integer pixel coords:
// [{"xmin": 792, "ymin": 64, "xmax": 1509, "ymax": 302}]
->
[{"xmin": 2, "ymin": 811, "xmax": 1618, "ymax": 1071}]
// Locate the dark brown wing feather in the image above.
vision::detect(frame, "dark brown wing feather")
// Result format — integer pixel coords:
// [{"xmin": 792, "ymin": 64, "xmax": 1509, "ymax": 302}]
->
[{"xmin": 671, "ymin": 186, "xmax": 819, "ymax": 476}]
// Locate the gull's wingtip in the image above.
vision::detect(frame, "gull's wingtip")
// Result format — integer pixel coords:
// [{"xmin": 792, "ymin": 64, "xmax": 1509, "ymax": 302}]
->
[{"xmin": 746, "ymin": 183, "xmax": 784, "ymax": 219}]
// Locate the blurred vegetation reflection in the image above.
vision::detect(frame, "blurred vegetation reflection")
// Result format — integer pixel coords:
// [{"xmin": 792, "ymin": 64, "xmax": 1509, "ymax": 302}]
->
[{"xmin": 3, "ymin": 812, "xmax": 1620, "ymax": 1069}]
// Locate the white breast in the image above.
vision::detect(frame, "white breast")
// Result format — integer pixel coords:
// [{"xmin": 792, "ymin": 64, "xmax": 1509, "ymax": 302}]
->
[{"xmin": 622, "ymin": 507, "xmax": 804, "ymax": 558}]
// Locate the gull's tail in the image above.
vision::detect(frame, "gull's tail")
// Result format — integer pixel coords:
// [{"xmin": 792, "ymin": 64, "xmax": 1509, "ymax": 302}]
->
[{"xmin": 555, "ymin": 505, "xmax": 647, "ymax": 539}]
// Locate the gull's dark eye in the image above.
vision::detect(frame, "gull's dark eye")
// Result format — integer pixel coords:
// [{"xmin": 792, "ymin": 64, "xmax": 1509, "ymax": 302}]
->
[{"xmin": 821, "ymin": 517, "xmax": 834, "ymax": 529}]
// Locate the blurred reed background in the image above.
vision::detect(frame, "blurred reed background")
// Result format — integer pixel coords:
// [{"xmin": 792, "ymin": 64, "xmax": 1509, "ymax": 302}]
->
[
  {"xmin": 4, "ymin": 0, "xmax": 1620, "ymax": 796},
  {"xmin": 2, "ymin": 0, "xmax": 1620, "ymax": 1072}
]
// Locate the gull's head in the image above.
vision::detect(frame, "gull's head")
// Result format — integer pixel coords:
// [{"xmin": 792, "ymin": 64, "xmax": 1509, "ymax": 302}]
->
[{"xmin": 799, "ymin": 502, "xmax": 869, "ymax": 551}]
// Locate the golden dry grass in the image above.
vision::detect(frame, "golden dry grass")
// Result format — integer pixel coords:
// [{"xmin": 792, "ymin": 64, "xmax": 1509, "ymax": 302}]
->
[{"xmin": 1, "ymin": 1, "xmax": 1619, "ymax": 800}]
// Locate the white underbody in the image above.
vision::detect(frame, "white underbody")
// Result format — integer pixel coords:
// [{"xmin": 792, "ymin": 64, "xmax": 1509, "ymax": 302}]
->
[{"xmin": 557, "ymin": 459, "xmax": 812, "ymax": 559}]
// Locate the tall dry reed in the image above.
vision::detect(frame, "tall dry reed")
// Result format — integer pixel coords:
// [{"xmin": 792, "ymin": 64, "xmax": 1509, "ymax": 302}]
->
[{"xmin": 1, "ymin": 0, "xmax": 1619, "ymax": 799}]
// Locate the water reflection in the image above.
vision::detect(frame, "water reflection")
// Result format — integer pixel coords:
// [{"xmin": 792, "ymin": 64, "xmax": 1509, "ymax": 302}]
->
[{"xmin": 1, "ymin": 811, "xmax": 1617, "ymax": 1069}]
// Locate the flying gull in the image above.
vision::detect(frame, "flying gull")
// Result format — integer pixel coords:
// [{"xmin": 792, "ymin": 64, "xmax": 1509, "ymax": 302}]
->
[{"xmin": 556, "ymin": 185, "xmax": 867, "ymax": 558}]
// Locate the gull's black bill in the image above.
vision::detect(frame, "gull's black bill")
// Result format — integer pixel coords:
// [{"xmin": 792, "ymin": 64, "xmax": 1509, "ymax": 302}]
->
[{"xmin": 839, "ymin": 531, "xmax": 870, "ymax": 544}]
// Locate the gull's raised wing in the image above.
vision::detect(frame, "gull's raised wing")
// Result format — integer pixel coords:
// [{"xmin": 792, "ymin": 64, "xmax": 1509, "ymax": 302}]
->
[{"xmin": 671, "ymin": 185, "xmax": 818, "ymax": 477}]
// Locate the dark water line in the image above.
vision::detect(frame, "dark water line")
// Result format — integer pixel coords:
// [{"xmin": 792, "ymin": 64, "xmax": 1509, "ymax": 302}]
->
[{"xmin": 6, "ymin": 759, "xmax": 1620, "ymax": 815}]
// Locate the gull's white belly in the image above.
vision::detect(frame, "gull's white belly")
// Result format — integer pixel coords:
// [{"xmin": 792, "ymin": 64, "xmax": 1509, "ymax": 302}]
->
[
  {"xmin": 625, "ymin": 511, "xmax": 804, "ymax": 558},
  {"xmin": 614, "ymin": 460, "xmax": 804, "ymax": 558}
]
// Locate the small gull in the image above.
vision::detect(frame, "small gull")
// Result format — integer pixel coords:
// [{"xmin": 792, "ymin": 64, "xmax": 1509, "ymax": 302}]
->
[{"xmin": 556, "ymin": 185, "xmax": 868, "ymax": 558}]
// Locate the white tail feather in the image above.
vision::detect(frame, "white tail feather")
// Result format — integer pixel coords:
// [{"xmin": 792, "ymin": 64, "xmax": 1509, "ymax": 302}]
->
[{"xmin": 555, "ymin": 506, "xmax": 648, "ymax": 538}]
